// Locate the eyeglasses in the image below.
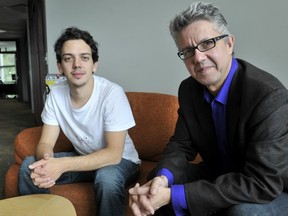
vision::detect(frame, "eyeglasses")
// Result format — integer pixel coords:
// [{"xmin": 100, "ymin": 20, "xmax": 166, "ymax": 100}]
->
[{"xmin": 177, "ymin": 34, "xmax": 228, "ymax": 60}]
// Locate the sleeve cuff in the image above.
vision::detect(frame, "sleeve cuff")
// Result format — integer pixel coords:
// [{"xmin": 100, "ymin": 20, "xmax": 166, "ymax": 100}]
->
[
  {"xmin": 156, "ymin": 168, "xmax": 174, "ymax": 186},
  {"xmin": 171, "ymin": 185, "xmax": 188, "ymax": 216}
]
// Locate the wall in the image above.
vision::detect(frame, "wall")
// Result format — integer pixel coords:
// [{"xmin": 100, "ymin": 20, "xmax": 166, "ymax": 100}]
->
[{"xmin": 45, "ymin": 0, "xmax": 288, "ymax": 95}]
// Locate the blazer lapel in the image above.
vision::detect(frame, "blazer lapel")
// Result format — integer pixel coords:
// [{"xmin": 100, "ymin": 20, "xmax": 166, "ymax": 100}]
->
[
  {"xmin": 192, "ymin": 86, "xmax": 219, "ymax": 154},
  {"xmin": 227, "ymin": 67, "xmax": 242, "ymax": 149}
]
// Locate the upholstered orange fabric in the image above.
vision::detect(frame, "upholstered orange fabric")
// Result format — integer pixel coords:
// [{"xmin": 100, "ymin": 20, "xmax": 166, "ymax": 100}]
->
[
  {"xmin": 126, "ymin": 92, "xmax": 179, "ymax": 161},
  {"xmin": 5, "ymin": 92, "xmax": 179, "ymax": 216},
  {"xmin": 14, "ymin": 127, "xmax": 73, "ymax": 165}
]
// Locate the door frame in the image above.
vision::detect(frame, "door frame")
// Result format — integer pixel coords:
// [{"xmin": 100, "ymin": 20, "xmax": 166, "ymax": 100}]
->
[{"xmin": 28, "ymin": 0, "xmax": 47, "ymax": 125}]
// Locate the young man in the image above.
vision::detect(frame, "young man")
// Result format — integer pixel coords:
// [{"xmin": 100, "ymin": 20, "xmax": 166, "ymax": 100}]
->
[
  {"xmin": 129, "ymin": 2, "xmax": 288, "ymax": 216},
  {"xmin": 18, "ymin": 27, "xmax": 140, "ymax": 216}
]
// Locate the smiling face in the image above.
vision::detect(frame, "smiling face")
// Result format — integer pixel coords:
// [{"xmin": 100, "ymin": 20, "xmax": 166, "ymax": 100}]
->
[
  {"xmin": 57, "ymin": 39, "xmax": 97, "ymax": 88},
  {"xmin": 177, "ymin": 20, "xmax": 235, "ymax": 94}
]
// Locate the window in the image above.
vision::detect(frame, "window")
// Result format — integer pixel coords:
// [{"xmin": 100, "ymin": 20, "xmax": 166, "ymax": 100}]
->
[{"xmin": 0, "ymin": 41, "xmax": 17, "ymax": 84}]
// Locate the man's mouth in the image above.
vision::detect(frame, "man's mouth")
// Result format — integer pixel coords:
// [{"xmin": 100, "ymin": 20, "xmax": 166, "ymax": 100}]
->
[
  {"xmin": 196, "ymin": 66, "xmax": 212, "ymax": 73},
  {"xmin": 72, "ymin": 71, "xmax": 84, "ymax": 79}
]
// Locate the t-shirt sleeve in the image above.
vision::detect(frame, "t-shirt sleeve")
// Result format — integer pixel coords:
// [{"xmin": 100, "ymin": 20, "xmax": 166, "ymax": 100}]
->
[{"xmin": 103, "ymin": 87, "xmax": 135, "ymax": 131}]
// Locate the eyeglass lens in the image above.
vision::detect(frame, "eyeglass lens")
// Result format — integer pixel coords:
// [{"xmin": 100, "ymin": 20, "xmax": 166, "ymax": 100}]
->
[{"xmin": 178, "ymin": 35, "xmax": 228, "ymax": 60}]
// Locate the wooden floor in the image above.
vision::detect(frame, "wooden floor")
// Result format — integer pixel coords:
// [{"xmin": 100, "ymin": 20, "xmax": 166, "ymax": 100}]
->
[{"xmin": 0, "ymin": 99, "xmax": 36, "ymax": 199}]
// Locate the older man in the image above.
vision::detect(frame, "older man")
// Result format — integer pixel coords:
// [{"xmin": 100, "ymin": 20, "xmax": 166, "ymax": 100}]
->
[{"xmin": 129, "ymin": 2, "xmax": 288, "ymax": 216}]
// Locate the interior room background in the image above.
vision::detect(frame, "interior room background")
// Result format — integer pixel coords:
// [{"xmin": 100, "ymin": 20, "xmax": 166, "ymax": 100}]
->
[{"xmin": 45, "ymin": 0, "xmax": 287, "ymax": 95}]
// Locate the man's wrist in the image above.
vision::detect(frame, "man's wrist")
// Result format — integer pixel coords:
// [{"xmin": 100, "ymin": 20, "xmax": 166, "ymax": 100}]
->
[{"xmin": 156, "ymin": 168, "xmax": 174, "ymax": 186}]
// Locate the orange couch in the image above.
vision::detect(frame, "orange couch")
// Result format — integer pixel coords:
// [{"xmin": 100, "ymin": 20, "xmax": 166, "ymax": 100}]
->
[{"xmin": 5, "ymin": 92, "xmax": 182, "ymax": 216}]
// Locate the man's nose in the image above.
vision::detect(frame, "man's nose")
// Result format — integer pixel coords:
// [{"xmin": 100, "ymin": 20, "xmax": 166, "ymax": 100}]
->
[
  {"xmin": 193, "ymin": 49, "xmax": 206, "ymax": 63},
  {"xmin": 73, "ymin": 58, "xmax": 81, "ymax": 68}
]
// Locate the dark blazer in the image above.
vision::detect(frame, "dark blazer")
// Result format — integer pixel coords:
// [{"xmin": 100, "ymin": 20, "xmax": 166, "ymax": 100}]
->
[{"xmin": 153, "ymin": 59, "xmax": 288, "ymax": 215}]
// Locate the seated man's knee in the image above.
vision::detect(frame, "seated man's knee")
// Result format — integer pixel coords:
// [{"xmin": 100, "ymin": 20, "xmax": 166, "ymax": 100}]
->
[
  {"xmin": 223, "ymin": 203, "xmax": 269, "ymax": 216},
  {"xmin": 93, "ymin": 166, "xmax": 124, "ymax": 192},
  {"xmin": 19, "ymin": 156, "xmax": 36, "ymax": 174}
]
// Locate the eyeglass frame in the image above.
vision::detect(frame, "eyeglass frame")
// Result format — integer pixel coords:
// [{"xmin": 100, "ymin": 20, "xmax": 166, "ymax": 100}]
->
[{"xmin": 177, "ymin": 34, "xmax": 229, "ymax": 60}]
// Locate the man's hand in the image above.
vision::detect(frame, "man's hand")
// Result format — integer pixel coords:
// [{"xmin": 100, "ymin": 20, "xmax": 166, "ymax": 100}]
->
[
  {"xmin": 29, "ymin": 154, "xmax": 58, "ymax": 188},
  {"xmin": 129, "ymin": 176, "xmax": 171, "ymax": 215},
  {"xmin": 129, "ymin": 183, "xmax": 154, "ymax": 216}
]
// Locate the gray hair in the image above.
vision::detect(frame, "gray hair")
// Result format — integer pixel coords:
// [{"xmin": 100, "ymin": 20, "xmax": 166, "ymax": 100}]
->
[{"xmin": 169, "ymin": 2, "xmax": 231, "ymax": 47}]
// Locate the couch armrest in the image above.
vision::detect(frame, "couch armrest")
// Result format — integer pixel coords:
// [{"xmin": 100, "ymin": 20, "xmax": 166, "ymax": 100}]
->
[
  {"xmin": 5, "ymin": 164, "xmax": 19, "ymax": 198},
  {"xmin": 14, "ymin": 126, "xmax": 43, "ymax": 165},
  {"xmin": 14, "ymin": 126, "xmax": 73, "ymax": 165}
]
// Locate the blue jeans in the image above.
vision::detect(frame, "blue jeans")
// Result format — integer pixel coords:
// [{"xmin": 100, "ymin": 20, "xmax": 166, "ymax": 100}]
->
[{"xmin": 18, "ymin": 151, "xmax": 140, "ymax": 216}]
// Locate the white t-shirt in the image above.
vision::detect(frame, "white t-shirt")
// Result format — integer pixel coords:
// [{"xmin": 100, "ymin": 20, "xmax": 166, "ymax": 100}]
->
[{"xmin": 42, "ymin": 75, "xmax": 140, "ymax": 164}]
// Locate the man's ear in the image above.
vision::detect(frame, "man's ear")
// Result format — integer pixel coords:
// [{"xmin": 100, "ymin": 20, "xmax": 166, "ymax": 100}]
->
[
  {"xmin": 93, "ymin": 62, "xmax": 98, "ymax": 74},
  {"xmin": 227, "ymin": 34, "xmax": 235, "ymax": 55}
]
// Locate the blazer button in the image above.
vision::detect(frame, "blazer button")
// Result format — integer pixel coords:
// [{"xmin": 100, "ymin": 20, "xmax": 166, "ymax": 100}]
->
[{"xmin": 207, "ymin": 211, "xmax": 218, "ymax": 216}]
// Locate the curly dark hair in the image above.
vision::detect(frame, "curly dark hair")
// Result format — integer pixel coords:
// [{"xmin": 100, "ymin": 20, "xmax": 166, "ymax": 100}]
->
[{"xmin": 54, "ymin": 27, "xmax": 99, "ymax": 63}]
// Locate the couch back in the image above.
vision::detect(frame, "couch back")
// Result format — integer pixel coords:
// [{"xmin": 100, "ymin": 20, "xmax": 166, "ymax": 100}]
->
[
  {"xmin": 126, "ymin": 92, "xmax": 178, "ymax": 161},
  {"xmin": 14, "ymin": 92, "xmax": 179, "ymax": 164}
]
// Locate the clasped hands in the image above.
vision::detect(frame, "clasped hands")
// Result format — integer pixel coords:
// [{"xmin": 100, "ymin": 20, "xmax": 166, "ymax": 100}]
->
[
  {"xmin": 129, "ymin": 175, "xmax": 171, "ymax": 216},
  {"xmin": 29, "ymin": 154, "xmax": 61, "ymax": 189}
]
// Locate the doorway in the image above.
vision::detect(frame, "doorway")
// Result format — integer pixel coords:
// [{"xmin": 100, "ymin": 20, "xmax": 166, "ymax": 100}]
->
[{"xmin": 0, "ymin": 0, "xmax": 47, "ymax": 125}]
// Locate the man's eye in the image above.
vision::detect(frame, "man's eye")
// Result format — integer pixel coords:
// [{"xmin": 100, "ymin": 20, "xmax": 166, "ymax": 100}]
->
[
  {"xmin": 82, "ymin": 56, "xmax": 90, "ymax": 61},
  {"xmin": 201, "ymin": 39, "xmax": 214, "ymax": 48},
  {"xmin": 63, "ymin": 57, "xmax": 72, "ymax": 62},
  {"xmin": 183, "ymin": 49, "xmax": 194, "ymax": 56}
]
